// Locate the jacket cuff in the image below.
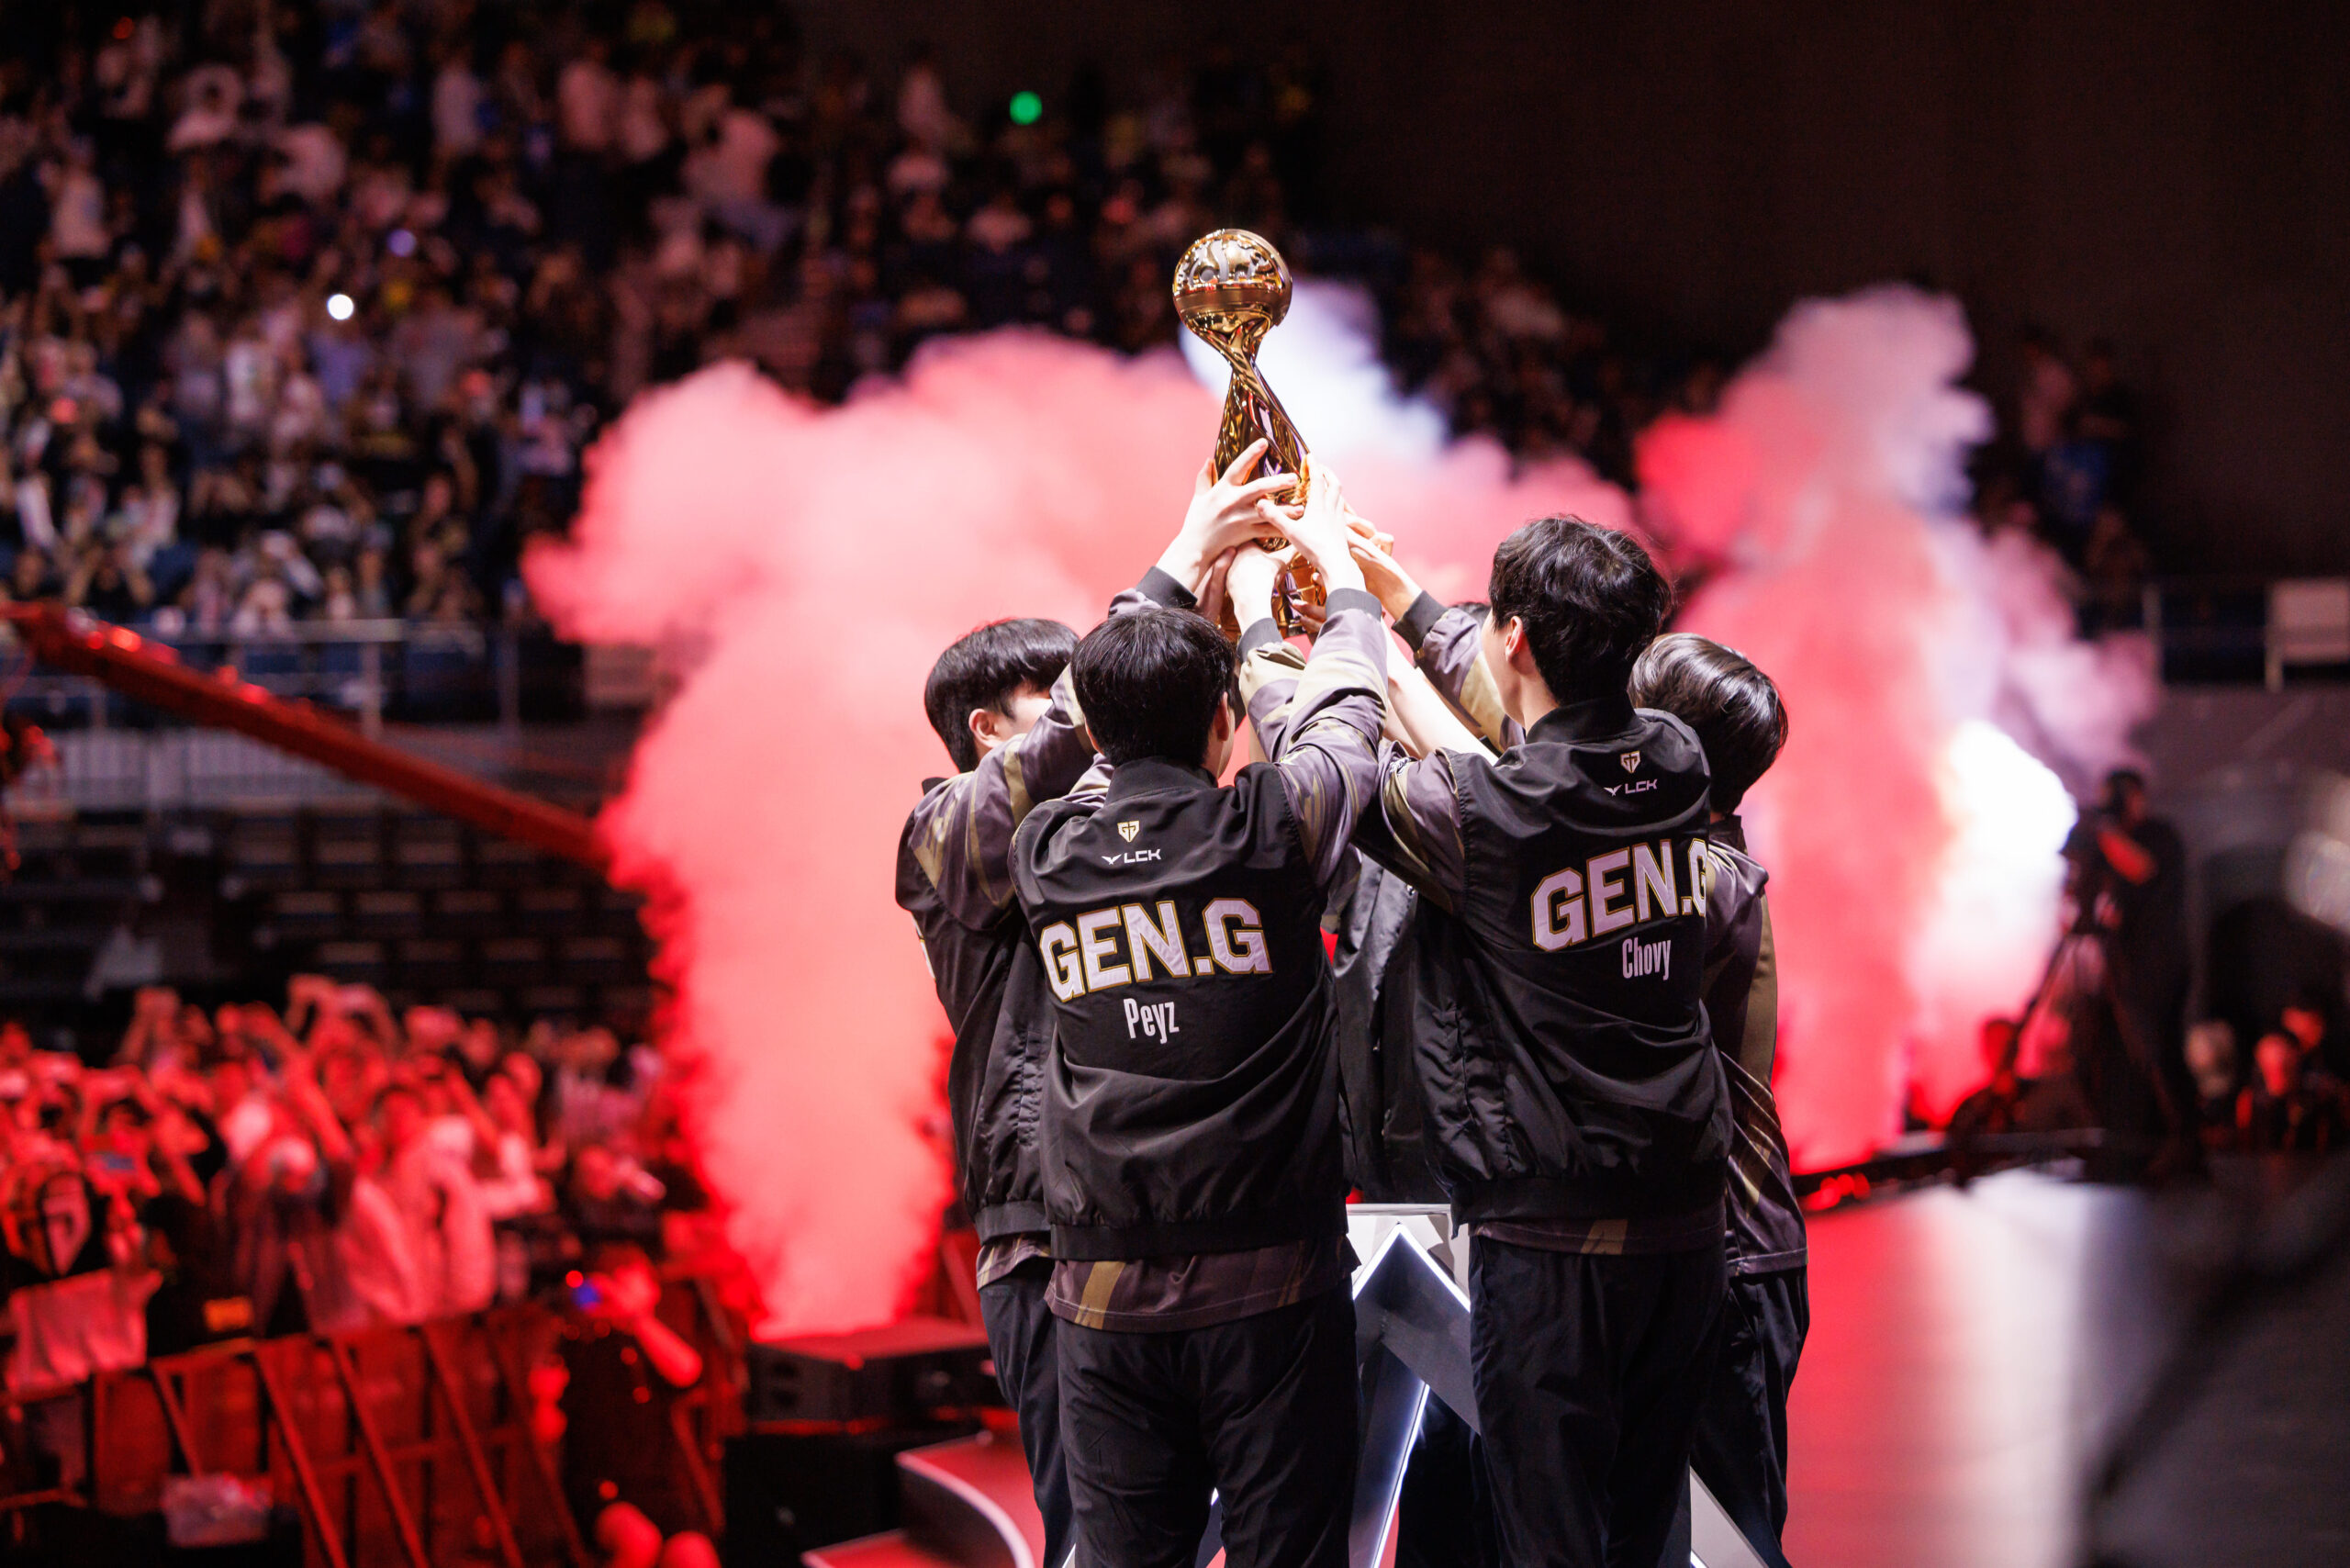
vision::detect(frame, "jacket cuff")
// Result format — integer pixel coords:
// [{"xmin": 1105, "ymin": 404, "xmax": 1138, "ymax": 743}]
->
[
  {"xmin": 1325, "ymin": 587, "xmax": 1384, "ymax": 622},
  {"xmin": 1237, "ymin": 617, "xmax": 1285, "ymax": 658},
  {"xmin": 1396, "ymin": 590, "xmax": 1449, "ymax": 649},
  {"xmin": 1137, "ymin": 566, "xmax": 1196, "ymax": 610}
]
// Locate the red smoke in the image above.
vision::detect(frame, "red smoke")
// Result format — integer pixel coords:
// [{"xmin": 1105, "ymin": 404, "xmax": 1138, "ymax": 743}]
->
[
  {"xmin": 532, "ymin": 289, "xmax": 2145, "ymax": 1327},
  {"xmin": 527, "ymin": 335, "xmax": 1617, "ymax": 1333},
  {"xmin": 1639, "ymin": 289, "xmax": 2151, "ymax": 1163}
]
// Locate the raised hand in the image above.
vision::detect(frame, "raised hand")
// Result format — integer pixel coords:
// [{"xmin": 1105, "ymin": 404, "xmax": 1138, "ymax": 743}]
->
[
  {"xmin": 1225, "ymin": 544, "xmax": 1285, "ymax": 633},
  {"xmin": 1346, "ymin": 510, "xmax": 1423, "ymax": 622},
  {"xmin": 1158, "ymin": 440, "xmax": 1303, "ymax": 596},
  {"xmin": 1276, "ymin": 460, "xmax": 1365, "ymax": 597}
]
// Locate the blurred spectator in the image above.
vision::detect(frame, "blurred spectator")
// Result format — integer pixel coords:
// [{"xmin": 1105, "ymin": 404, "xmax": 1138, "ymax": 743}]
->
[
  {"xmin": 2074, "ymin": 338, "xmax": 2141, "ymax": 507},
  {"xmin": 1947, "ymin": 1011, "xmax": 2101, "ymax": 1178},
  {"xmin": 565, "ymin": 1139, "xmax": 666, "ymax": 1255},
  {"xmin": 375, "ymin": 1076, "xmax": 496, "ymax": 1316},
  {"xmin": 2080, "ymin": 505, "xmax": 2151, "ymax": 634},
  {"xmin": 2, "ymin": 1150, "xmax": 156, "ymax": 1487},
  {"xmin": 2065, "ymin": 770, "xmax": 2193, "ymax": 1132},
  {"xmin": 2280, "ymin": 998, "xmax": 2340, "ymax": 1081},
  {"xmin": 1948, "ymin": 1017, "xmax": 2031, "ymax": 1144},
  {"xmin": 565, "ymin": 1240, "xmax": 707, "ymax": 1541},
  {"xmin": 2236, "ymin": 1030, "xmax": 2349, "ymax": 1153},
  {"xmin": 2184, "ymin": 1020, "xmax": 2240, "ymax": 1146},
  {"xmin": 2017, "ymin": 326, "xmax": 2079, "ymax": 465},
  {"xmin": 1946, "ymin": 1014, "xmax": 2098, "ymax": 1175}
]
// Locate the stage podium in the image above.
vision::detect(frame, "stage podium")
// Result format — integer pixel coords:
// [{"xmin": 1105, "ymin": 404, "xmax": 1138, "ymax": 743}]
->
[{"xmin": 1328, "ymin": 1205, "xmax": 1770, "ymax": 1568}]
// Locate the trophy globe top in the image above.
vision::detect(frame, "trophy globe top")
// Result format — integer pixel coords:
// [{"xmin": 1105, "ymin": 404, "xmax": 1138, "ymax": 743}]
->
[{"xmin": 1172, "ymin": 230, "xmax": 1292, "ymax": 344}]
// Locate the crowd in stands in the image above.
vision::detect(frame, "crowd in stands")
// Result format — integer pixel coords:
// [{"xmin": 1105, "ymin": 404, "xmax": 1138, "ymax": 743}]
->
[
  {"xmin": 1949, "ymin": 1002, "xmax": 2347, "ymax": 1161},
  {"xmin": 1977, "ymin": 328, "xmax": 2155, "ymax": 634},
  {"xmin": 2188, "ymin": 1007, "xmax": 2350, "ymax": 1154},
  {"xmin": 0, "ymin": 974, "xmax": 712, "ymax": 1409},
  {"xmin": 0, "ymin": 4, "xmax": 2156, "ymax": 649}
]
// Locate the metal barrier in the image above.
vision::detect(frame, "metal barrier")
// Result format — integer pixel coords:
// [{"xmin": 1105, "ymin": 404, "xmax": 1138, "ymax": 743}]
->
[
  {"xmin": 10, "ymin": 726, "xmax": 386, "ymax": 812},
  {"xmin": 0, "ymin": 1284, "xmax": 744, "ymax": 1566},
  {"xmin": 0, "ymin": 622, "xmax": 594, "ymax": 736},
  {"xmin": 2115, "ymin": 575, "xmax": 2350, "ymax": 686},
  {"xmin": 11, "ymin": 580, "xmax": 2338, "ymax": 725}
]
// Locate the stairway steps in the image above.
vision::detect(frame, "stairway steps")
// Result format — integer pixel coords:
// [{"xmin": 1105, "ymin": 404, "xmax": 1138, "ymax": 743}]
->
[
  {"xmin": 898, "ymin": 1432, "xmax": 1042, "ymax": 1568},
  {"xmin": 801, "ymin": 1532, "xmax": 966, "ymax": 1568}
]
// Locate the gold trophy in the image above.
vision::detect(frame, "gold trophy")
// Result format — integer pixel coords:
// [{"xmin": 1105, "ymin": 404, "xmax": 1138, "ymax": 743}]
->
[{"xmin": 1173, "ymin": 229, "xmax": 1316, "ymax": 635}]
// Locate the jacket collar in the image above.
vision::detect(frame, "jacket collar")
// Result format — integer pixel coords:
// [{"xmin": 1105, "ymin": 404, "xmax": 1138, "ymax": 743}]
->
[
  {"xmin": 1103, "ymin": 756, "xmax": 1220, "ymax": 801},
  {"xmin": 1526, "ymin": 694, "xmax": 1639, "ymax": 745},
  {"xmin": 1714, "ymin": 813, "xmax": 1746, "ymax": 852}
]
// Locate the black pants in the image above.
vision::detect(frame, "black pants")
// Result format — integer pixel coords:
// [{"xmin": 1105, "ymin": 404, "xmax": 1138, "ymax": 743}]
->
[
  {"xmin": 1396, "ymin": 1396, "xmax": 1497, "ymax": 1568},
  {"xmin": 980, "ymin": 1262, "xmax": 1076, "ymax": 1568},
  {"xmin": 1471, "ymin": 1235, "xmax": 1725, "ymax": 1568},
  {"xmin": 1673, "ymin": 1268, "xmax": 1809, "ymax": 1568},
  {"xmin": 1056, "ymin": 1287, "xmax": 1358, "ymax": 1568}
]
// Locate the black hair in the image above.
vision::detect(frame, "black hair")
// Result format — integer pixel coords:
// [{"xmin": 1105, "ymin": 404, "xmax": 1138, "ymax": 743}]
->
[
  {"xmin": 923, "ymin": 618, "xmax": 1079, "ymax": 773},
  {"xmin": 2105, "ymin": 767, "xmax": 2147, "ymax": 800},
  {"xmin": 1628, "ymin": 632, "xmax": 1787, "ymax": 814},
  {"xmin": 1070, "ymin": 607, "xmax": 1236, "ymax": 767},
  {"xmin": 1487, "ymin": 516, "xmax": 1673, "ymax": 705}
]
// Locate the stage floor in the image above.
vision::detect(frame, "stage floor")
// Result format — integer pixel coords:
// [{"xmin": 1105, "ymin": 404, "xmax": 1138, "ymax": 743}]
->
[{"xmin": 1783, "ymin": 1163, "xmax": 2350, "ymax": 1567}]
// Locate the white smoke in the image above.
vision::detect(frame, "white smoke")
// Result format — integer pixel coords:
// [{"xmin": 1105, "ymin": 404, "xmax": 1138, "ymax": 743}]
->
[{"xmin": 1177, "ymin": 280, "xmax": 1452, "ymax": 464}]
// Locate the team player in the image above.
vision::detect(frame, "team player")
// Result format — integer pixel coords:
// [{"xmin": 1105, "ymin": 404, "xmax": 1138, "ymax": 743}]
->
[
  {"xmin": 1011, "ymin": 472, "xmax": 1383, "ymax": 1568},
  {"xmin": 897, "ymin": 442, "xmax": 1298, "ymax": 1568},
  {"xmin": 1341, "ymin": 516, "xmax": 1731, "ymax": 1568},
  {"xmin": 1631, "ymin": 633, "xmax": 1805, "ymax": 1568},
  {"xmin": 899, "ymin": 611, "xmax": 1086, "ymax": 1568}
]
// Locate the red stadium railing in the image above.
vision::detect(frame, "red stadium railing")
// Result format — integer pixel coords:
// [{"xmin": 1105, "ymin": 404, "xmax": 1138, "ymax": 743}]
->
[{"xmin": 0, "ymin": 1279, "xmax": 744, "ymax": 1566}]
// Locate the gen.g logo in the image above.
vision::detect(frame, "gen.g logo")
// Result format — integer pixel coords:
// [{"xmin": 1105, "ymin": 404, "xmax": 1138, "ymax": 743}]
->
[
  {"xmin": 1101, "ymin": 817, "xmax": 1161, "ymax": 866},
  {"xmin": 1606, "ymin": 750, "xmax": 1657, "ymax": 798}
]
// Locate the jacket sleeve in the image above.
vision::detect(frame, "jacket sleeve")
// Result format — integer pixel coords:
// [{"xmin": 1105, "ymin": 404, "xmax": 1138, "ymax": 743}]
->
[
  {"xmin": 906, "ymin": 567, "xmax": 1189, "ymax": 929},
  {"xmin": 1234, "ymin": 588, "xmax": 1390, "ymax": 891},
  {"xmin": 1397, "ymin": 591, "xmax": 1520, "ymax": 752},
  {"xmin": 1351, "ymin": 745, "xmax": 1471, "ymax": 913}
]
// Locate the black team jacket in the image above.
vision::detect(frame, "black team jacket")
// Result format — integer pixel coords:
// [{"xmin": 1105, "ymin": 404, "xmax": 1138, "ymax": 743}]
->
[
  {"xmin": 1012, "ymin": 588, "xmax": 1389, "ymax": 1262},
  {"xmin": 895, "ymin": 571, "xmax": 1186, "ymax": 1242},
  {"xmin": 1705, "ymin": 817, "xmax": 1807, "ymax": 1273},
  {"xmin": 1328, "ymin": 856, "xmax": 1445, "ymax": 1204},
  {"xmin": 1359, "ymin": 599, "xmax": 1731, "ymax": 1227},
  {"xmin": 893, "ymin": 860, "xmax": 1057, "ymax": 1240}
]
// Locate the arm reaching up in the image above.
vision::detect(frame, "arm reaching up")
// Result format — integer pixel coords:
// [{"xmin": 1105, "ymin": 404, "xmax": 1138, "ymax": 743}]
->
[
  {"xmin": 1231, "ymin": 471, "xmax": 1389, "ymax": 891},
  {"xmin": 908, "ymin": 448, "xmax": 1280, "ymax": 928},
  {"xmin": 1387, "ymin": 662, "xmax": 1496, "ymax": 759},
  {"xmin": 1348, "ymin": 515, "xmax": 1521, "ymax": 751}
]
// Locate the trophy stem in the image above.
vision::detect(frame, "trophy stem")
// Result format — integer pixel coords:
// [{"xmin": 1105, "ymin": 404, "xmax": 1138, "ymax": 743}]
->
[{"xmin": 1208, "ymin": 344, "xmax": 1310, "ymax": 507}]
